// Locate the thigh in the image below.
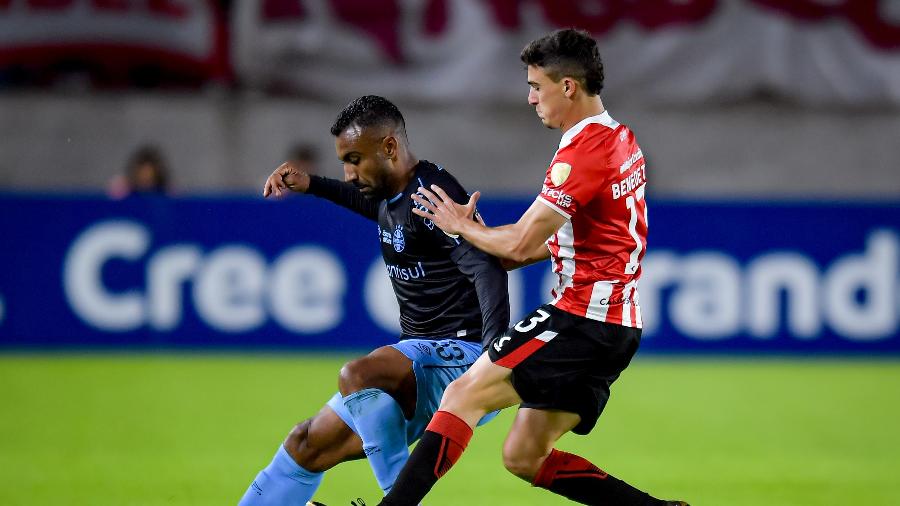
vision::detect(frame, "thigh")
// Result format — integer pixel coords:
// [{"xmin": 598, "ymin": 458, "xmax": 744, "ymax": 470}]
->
[
  {"xmin": 437, "ymin": 353, "xmax": 523, "ymax": 428},
  {"xmin": 339, "ymin": 345, "xmax": 417, "ymax": 417},
  {"xmin": 392, "ymin": 338, "xmax": 492, "ymax": 442}
]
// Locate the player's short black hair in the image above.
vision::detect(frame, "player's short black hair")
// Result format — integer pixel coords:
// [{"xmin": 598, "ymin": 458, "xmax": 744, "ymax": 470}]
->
[
  {"xmin": 330, "ymin": 95, "xmax": 407, "ymax": 138},
  {"xmin": 520, "ymin": 29, "xmax": 604, "ymax": 96}
]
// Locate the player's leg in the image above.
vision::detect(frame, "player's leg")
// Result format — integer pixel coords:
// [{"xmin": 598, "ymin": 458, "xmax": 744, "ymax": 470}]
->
[
  {"xmin": 498, "ymin": 307, "xmax": 680, "ymax": 505},
  {"xmin": 504, "ymin": 407, "xmax": 666, "ymax": 505},
  {"xmin": 338, "ymin": 345, "xmax": 418, "ymax": 495},
  {"xmin": 501, "ymin": 407, "xmax": 578, "ymax": 480},
  {"xmin": 239, "ymin": 404, "xmax": 365, "ymax": 506},
  {"xmin": 377, "ymin": 353, "xmax": 522, "ymax": 506}
]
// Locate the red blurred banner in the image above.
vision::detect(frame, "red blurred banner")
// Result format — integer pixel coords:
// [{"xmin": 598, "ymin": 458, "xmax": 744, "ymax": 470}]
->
[
  {"xmin": 233, "ymin": 0, "xmax": 900, "ymax": 105},
  {"xmin": 0, "ymin": 0, "xmax": 228, "ymax": 87}
]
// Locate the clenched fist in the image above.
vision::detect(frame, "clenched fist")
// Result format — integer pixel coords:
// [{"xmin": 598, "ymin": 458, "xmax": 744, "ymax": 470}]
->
[{"xmin": 263, "ymin": 161, "xmax": 312, "ymax": 198}]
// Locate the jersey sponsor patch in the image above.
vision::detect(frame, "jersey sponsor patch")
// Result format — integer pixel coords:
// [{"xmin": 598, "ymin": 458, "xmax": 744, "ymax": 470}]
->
[
  {"xmin": 550, "ymin": 162, "xmax": 572, "ymax": 186},
  {"xmin": 541, "ymin": 185, "xmax": 574, "ymax": 209},
  {"xmin": 392, "ymin": 224, "xmax": 405, "ymax": 252}
]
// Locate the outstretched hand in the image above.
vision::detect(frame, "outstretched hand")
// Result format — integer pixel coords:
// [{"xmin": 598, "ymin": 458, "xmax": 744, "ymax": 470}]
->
[
  {"xmin": 411, "ymin": 185, "xmax": 481, "ymax": 237},
  {"xmin": 263, "ymin": 161, "xmax": 311, "ymax": 198}
]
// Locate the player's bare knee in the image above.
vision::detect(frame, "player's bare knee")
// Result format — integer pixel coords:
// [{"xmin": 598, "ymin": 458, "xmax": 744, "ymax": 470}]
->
[
  {"xmin": 501, "ymin": 446, "xmax": 541, "ymax": 481},
  {"xmin": 437, "ymin": 376, "xmax": 489, "ymax": 426},
  {"xmin": 282, "ymin": 419, "xmax": 327, "ymax": 472},
  {"xmin": 338, "ymin": 358, "xmax": 371, "ymax": 395},
  {"xmin": 338, "ymin": 348, "xmax": 409, "ymax": 396},
  {"xmin": 284, "ymin": 419, "xmax": 316, "ymax": 467},
  {"xmin": 502, "ymin": 433, "xmax": 546, "ymax": 481},
  {"xmin": 438, "ymin": 375, "xmax": 471, "ymax": 410}
]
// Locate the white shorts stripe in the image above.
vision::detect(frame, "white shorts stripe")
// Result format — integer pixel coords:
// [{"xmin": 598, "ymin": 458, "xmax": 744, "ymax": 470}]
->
[{"xmin": 535, "ymin": 331, "xmax": 558, "ymax": 343}]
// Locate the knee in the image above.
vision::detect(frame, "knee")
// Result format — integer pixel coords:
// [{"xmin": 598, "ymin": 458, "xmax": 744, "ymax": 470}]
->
[
  {"xmin": 283, "ymin": 419, "xmax": 311, "ymax": 461},
  {"xmin": 501, "ymin": 438, "xmax": 543, "ymax": 482},
  {"xmin": 283, "ymin": 419, "xmax": 327, "ymax": 473},
  {"xmin": 442, "ymin": 374, "xmax": 470, "ymax": 400},
  {"xmin": 339, "ymin": 348, "xmax": 411, "ymax": 396},
  {"xmin": 338, "ymin": 357, "xmax": 376, "ymax": 395}
]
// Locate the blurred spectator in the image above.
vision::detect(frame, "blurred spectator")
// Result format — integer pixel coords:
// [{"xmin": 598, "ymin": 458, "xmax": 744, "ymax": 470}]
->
[
  {"xmin": 108, "ymin": 145, "xmax": 171, "ymax": 199},
  {"xmin": 285, "ymin": 143, "xmax": 320, "ymax": 175}
]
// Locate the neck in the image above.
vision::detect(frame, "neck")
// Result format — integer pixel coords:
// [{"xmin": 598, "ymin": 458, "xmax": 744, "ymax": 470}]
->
[
  {"xmin": 559, "ymin": 96, "xmax": 605, "ymax": 133},
  {"xmin": 388, "ymin": 150, "xmax": 420, "ymax": 196}
]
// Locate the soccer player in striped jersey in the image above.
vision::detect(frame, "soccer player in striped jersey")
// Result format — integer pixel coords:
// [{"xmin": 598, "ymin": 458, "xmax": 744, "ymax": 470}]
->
[{"xmin": 371, "ymin": 29, "xmax": 688, "ymax": 506}]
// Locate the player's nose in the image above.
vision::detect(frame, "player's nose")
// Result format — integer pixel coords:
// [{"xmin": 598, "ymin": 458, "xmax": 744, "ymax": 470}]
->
[{"xmin": 343, "ymin": 164, "xmax": 357, "ymax": 182}]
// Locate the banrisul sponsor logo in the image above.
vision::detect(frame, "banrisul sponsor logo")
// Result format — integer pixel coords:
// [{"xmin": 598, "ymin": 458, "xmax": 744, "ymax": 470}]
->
[{"xmin": 384, "ymin": 261, "xmax": 426, "ymax": 281}]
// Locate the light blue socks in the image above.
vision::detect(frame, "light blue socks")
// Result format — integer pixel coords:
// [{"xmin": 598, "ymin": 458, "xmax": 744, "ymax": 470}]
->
[
  {"xmin": 238, "ymin": 389, "xmax": 409, "ymax": 504},
  {"xmin": 238, "ymin": 444, "xmax": 323, "ymax": 506},
  {"xmin": 343, "ymin": 388, "xmax": 410, "ymax": 494}
]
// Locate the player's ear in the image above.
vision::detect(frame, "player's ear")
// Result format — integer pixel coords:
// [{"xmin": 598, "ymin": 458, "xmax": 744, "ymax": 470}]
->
[
  {"xmin": 562, "ymin": 78, "xmax": 576, "ymax": 97},
  {"xmin": 382, "ymin": 135, "xmax": 398, "ymax": 160}
]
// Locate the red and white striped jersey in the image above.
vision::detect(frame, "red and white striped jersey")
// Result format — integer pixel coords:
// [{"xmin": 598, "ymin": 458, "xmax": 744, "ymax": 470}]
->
[{"xmin": 536, "ymin": 111, "xmax": 648, "ymax": 328}]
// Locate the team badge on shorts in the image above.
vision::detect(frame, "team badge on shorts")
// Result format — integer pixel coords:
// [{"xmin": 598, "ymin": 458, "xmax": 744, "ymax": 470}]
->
[{"xmin": 550, "ymin": 162, "xmax": 572, "ymax": 186}]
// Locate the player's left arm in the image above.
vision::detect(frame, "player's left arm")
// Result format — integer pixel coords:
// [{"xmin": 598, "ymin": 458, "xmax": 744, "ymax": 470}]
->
[
  {"xmin": 451, "ymin": 245, "xmax": 511, "ymax": 344},
  {"xmin": 413, "ymin": 186, "xmax": 565, "ymax": 265}
]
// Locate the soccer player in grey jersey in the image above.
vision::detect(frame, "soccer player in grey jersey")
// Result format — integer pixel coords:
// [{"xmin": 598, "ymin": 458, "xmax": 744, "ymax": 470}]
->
[{"xmin": 238, "ymin": 95, "xmax": 509, "ymax": 506}]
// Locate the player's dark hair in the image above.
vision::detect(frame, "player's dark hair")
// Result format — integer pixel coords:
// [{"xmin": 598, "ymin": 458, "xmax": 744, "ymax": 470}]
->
[
  {"xmin": 330, "ymin": 95, "xmax": 407, "ymax": 139},
  {"xmin": 520, "ymin": 29, "xmax": 604, "ymax": 96}
]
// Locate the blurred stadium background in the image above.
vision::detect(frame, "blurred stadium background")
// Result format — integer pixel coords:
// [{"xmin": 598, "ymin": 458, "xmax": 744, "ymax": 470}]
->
[{"xmin": 1, "ymin": 1, "xmax": 899, "ymax": 505}]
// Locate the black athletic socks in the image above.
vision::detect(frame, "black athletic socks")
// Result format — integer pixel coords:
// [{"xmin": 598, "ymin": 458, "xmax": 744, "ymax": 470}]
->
[{"xmin": 378, "ymin": 411, "xmax": 472, "ymax": 506}]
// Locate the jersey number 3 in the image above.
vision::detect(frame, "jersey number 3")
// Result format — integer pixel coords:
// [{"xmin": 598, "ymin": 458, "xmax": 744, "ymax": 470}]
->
[{"xmin": 514, "ymin": 308, "xmax": 551, "ymax": 333}]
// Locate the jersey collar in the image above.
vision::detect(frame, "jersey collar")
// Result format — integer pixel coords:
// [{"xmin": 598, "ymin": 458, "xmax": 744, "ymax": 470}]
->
[{"xmin": 558, "ymin": 110, "xmax": 620, "ymax": 151}]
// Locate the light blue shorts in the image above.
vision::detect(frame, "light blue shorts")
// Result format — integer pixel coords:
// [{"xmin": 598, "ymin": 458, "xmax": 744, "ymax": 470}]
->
[{"xmin": 327, "ymin": 338, "xmax": 498, "ymax": 445}]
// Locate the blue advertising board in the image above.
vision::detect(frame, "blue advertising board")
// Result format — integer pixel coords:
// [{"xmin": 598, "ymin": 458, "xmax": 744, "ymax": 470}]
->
[{"xmin": 0, "ymin": 193, "xmax": 898, "ymax": 353}]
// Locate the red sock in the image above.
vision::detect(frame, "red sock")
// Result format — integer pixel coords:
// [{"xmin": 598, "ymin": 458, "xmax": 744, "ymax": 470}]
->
[
  {"xmin": 533, "ymin": 449, "xmax": 608, "ymax": 487},
  {"xmin": 378, "ymin": 411, "xmax": 474, "ymax": 506},
  {"xmin": 533, "ymin": 449, "xmax": 661, "ymax": 505},
  {"xmin": 425, "ymin": 410, "xmax": 473, "ymax": 478}
]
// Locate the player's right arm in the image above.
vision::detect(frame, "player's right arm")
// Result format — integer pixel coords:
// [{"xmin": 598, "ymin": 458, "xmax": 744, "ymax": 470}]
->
[
  {"xmin": 263, "ymin": 161, "xmax": 379, "ymax": 221},
  {"xmin": 263, "ymin": 161, "xmax": 311, "ymax": 197},
  {"xmin": 413, "ymin": 188, "xmax": 565, "ymax": 265},
  {"xmin": 497, "ymin": 233, "xmax": 551, "ymax": 270}
]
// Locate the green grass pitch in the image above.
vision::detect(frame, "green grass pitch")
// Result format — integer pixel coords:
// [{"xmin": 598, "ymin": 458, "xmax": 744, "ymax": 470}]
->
[{"xmin": 1, "ymin": 354, "xmax": 899, "ymax": 506}]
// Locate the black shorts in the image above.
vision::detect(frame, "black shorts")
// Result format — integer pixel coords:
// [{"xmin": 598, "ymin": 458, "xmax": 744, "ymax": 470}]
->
[{"xmin": 487, "ymin": 304, "xmax": 641, "ymax": 435}]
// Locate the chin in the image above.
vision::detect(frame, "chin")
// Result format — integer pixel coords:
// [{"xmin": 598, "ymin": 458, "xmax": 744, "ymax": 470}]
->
[{"xmin": 361, "ymin": 189, "xmax": 385, "ymax": 201}]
